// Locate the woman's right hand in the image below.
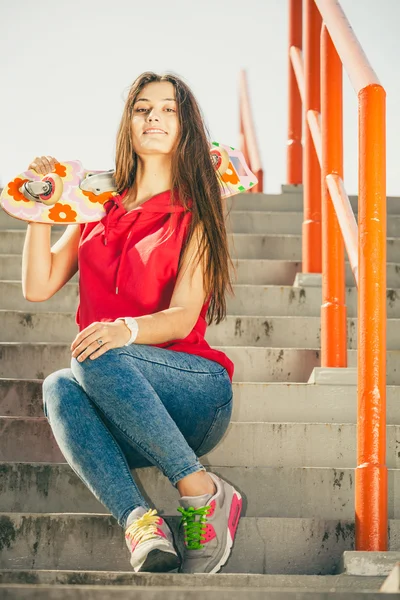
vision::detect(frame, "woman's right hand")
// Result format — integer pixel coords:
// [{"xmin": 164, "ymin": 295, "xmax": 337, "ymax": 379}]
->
[{"xmin": 28, "ymin": 156, "xmax": 59, "ymax": 175}]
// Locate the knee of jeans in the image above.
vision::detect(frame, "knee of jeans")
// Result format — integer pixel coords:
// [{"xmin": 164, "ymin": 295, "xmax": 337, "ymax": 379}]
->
[
  {"xmin": 70, "ymin": 347, "xmax": 121, "ymax": 384},
  {"xmin": 42, "ymin": 369, "xmax": 74, "ymax": 420},
  {"xmin": 71, "ymin": 347, "xmax": 119, "ymax": 370}
]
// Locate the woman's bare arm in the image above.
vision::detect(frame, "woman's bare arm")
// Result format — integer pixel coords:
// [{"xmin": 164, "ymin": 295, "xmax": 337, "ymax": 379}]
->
[
  {"xmin": 22, "ymin": 223, "xmax": 80, "ymax": 301},
  {"xmin": 21, "ymin": 155, "xmax": 81, "ymax": 302}
]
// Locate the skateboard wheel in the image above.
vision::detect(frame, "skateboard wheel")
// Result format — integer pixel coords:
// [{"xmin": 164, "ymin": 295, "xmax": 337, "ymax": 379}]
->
[
  {"xmin": 210, "ymin": 147, "xmax": 230, "ymax": 175},
  {"xmin": 38, "ymin": 174, "xmax": 63, "ymax": 206}
]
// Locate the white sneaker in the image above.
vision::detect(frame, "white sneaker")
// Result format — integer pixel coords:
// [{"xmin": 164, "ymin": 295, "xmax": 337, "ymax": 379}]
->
[
  {"xmin": 177, "ymin": 473, "xmax": 242, "ymax": 573},
  {"xmin": 125, "ymin": 507, "xmax": 180, "ymax": 572}
]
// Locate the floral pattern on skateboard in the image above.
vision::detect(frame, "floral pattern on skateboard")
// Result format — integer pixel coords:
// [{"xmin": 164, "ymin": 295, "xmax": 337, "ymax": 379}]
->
[
  {"xmin": 1, "ymin": 161, "xmax": 116, "ymax": 225},
  {"xmin": 1, "ymin": 143, "xmax": 258, "ymax": 225}
]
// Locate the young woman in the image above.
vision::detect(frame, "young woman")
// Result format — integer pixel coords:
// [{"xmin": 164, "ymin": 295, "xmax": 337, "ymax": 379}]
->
[{"xmin": 23, "ymin": 72, "xmax": 242, "ymax": 575}]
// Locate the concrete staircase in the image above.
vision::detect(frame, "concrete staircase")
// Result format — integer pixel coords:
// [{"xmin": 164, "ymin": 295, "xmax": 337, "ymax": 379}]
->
[{"xmin": 1, "ymin": 185, "xmax": 399, "ymax": 598}]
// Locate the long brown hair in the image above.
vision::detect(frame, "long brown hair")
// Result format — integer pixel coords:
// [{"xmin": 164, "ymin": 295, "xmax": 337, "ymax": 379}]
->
[{"xmin": 114, "ymin": 71, "xmax": 236, "ymax": 325}]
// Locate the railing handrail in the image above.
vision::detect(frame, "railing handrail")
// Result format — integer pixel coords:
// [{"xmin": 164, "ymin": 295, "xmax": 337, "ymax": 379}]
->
[
  {"xmin": 314, "ymin": 0, "xmax": 380, "ymax": 93},
  {"xmin": 287, "ymin": 0, "xmax": 387, "ymax": 553},
  {"xmin": 326, "ymin": 174, "xmax": 359, "ymax": 285},
  {"xmin": 289, "ymin": 47, "xmax": 305, "ymax": 103},
  {"xmin": 239, "ymin": 69, "xmax": 264, "ymax": 192},
  {"xmin": 305, "ymin": 110, "xmax": 359, "ymax": 285}
]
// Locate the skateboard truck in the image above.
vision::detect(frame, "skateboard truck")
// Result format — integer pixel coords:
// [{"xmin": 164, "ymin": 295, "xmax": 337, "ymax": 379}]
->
[
  {"xmin": 21, "ymin": 179, "xmax": 60, "ymax": 205},
  {"xmin": 80, "ymin": 170, "xmax": 117, "ymax": 195},
  {"xmin": 20, "ymin": 169, "xmax": 117, "ymax": 207}
]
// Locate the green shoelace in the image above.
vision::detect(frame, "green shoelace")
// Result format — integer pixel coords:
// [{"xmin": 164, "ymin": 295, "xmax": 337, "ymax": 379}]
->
[{"xmin": 177, "ymin": 505, "xmax": 211, "ymax": 550}]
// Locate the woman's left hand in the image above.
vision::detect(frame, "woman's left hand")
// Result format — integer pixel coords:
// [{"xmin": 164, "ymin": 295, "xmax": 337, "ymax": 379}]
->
[{"xmin": 71, "ymin": 320, "xmax": 130, "ymax": 362}]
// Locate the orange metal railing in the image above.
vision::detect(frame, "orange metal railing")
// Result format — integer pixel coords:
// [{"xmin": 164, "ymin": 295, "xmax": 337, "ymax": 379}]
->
[
  {"xmin": 288, "ymin": 0, "xmax": 387, "ymax": 551},
  {"xmin": 239, "ymin": 70, "xmax": 263, "ymax": 193},
  {"xmin": 288, "ymin": 0, "xmax": 303, "ymax": 185}
]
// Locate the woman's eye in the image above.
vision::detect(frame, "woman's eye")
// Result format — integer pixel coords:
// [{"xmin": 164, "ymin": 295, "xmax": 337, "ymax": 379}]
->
[{"xmin": 135, "ymin": 107, "xmax": 175, "ymax": 113}]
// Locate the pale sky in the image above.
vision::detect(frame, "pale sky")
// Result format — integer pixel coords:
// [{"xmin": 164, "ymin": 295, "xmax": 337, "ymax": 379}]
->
[{"xmin": 1, "ymin": 0, "xmax": 399, "ymax": 195}]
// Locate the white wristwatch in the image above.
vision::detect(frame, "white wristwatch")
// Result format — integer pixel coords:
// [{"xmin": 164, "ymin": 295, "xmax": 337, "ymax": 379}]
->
[{"xmin": 117, "ymin": 317, "xmax": 139, "ymax": 345}]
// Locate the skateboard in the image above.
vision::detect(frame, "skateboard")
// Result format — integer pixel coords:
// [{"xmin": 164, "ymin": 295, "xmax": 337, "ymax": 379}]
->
[{"xmin": 0, "ymin": 142, "xmax": 258, "ymax": 225}]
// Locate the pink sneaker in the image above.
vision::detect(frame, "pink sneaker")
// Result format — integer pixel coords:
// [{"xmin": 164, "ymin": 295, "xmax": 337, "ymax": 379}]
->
[
  {"xmin": 177, "ymin": 472, "xmax": 242, "ymax": 573},
  {"xmin": 125, "ymin": 507, "xmax": 180, "ymax": 572}
]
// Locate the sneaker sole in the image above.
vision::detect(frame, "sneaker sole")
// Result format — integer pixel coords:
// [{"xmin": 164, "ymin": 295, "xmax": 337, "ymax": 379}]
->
[
  {"xmin": 135, "ymin": 549, "xmax": 181, "ymax": 573},
  {"xmin": 208, "ymin": 489, "xmax": 243, "ymax": 574}
]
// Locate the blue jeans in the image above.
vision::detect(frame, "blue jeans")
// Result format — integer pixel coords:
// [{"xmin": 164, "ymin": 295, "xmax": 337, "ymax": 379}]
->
[{"xmin": 42, "ymin": 343, "xmax": 233, "ymax": 528}]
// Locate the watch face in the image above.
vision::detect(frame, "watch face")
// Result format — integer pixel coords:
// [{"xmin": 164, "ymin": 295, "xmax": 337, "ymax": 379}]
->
[{"xmin": 125, "ymin": 317, "xmax": 138, "ymax": 330}]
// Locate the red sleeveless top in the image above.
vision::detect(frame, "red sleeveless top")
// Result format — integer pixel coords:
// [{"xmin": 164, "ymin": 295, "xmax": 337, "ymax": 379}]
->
[{"xmin": 77, "ymin": 188, "xmax": 234, "ymax": 381}]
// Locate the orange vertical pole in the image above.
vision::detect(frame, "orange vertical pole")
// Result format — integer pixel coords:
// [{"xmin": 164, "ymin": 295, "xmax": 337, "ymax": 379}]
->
[
  {"xmin": 320, "ymin": 26, "xmax": 347, "ymax": 367},
  {"xmin": 240, "ymin": 106, "xmax": 250, "ymax": 175},
  {"xmin": 239, "ymin": 71, "xmax": 264, "ymax": 193},
  {"xmin": 355, "ymin": 84, "xmax": 387, "ymax": 551},
  {"xmin": 302, "ymin": 0, "xmax": 322, "ymax": 273},
  {"xmin": 287, "ymin": 0, "xmax": 302, "ymax": 184}
]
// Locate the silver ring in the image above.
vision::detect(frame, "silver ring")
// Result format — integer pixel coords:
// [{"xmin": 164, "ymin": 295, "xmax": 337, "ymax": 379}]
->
[{"xmin": 97, "ymin": 339, "xmax": 103, "ymax": 346}]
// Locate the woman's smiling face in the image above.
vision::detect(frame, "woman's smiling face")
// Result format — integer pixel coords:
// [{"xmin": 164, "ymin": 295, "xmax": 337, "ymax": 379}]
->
[{"xmin": 131, "ymin": 81, "xmax": 180, "ymax": 156}]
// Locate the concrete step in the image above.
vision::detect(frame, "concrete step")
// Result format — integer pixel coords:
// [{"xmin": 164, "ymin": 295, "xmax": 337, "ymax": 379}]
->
[
  {"xmin": 2, "ymin": 343, "xmax": 399, "ymax": 384},
  {"xmin": 2, "ymin": 462, "xmax": 400, "ymax": 520},
  {"xmin": 0, "ymin": 571, "xmax": 387, "ymax": 595},
  {"xmin": 0, "ymin": 281, "xmax": 80, "ymax": 313},
  {"xmin": 234, "ymin": 257, "xmax": 396, "ymax": 288},
  {"xmin": 1, "ymin": 512, "xmax": 400, "ymax": 575},
  {"xmin": 1, "ymin": 186, "xmax": 399, "ymax": 216},
  {"xmin": 2, "ymin": 231, "xmax": 306, "ymax": 261},
  {"xmin": 2, "ymin": 281, "xmax": 400, "ymax": 319},
  {"xmin": 0, "ymin": 584, "xmax": 392, "ymax": 600},
  {"xmin": 3, "ymin": 417, "xmax": 400, "ymax": 468},
  {"xmin": 0, "ymin": 254, "xmax": 302, "ymax": 285},
  {"xmin": 2, "ymin": 311, "xmax": 400, "ymax": 351},
  {"xmin": 2, "ymin": 207, "xmax": 398, "ymax": 242},
  {"xmin": 0, "ymin": 230, "xmax": 305, "ymax": 260},
  {"xmin": 0, "ymin": 255, "xmax": 81, "ymax": 282},
  {"xmin": 4, "ymin": 230, "xmax": 400, "ymax": 263},
  {"xmin": 210, "ymin": 316, "xmax": 398, "ymax": 349},
  {"xmin": 345, "ymin": 349, "xmax": 400, "ymax": 385},
  {"xmin": 228, "ymin": 211, "xmax": 303, "ymax": 234},
  {"xmin": 3, "ymin": 254, "xmax": 400, "ymax": 287},
  {"xmin": 228, "ymin": 190, "xmax": 400, "ymax": 215},
  {"xmin": 2, "ymin": 378, "xmax": 400, "ymax": 424},
  {"xmin": 0, "ymin": 192, "xmax": 304, "ymax": 230},
  {"xmin": 0, "ymin": 343, "xmax": 322, "ymax": 383},
  {"xmin": 241, "ymin": 233, "xmax": 400, "ymax": 264},
  {"xmin": 0, "ymin": 192, "xmax": 304, "ymax": 234},
  {"xmin": 228, "ymin": 209, "xmax": 400, "ymax": 237},
  {"xmin": 2, "ymin": 189, "xmax": 399, "ymax": 218},
  {"xmin": 231, "ymin": 234, "xmax": 400, "ymax": 263}
]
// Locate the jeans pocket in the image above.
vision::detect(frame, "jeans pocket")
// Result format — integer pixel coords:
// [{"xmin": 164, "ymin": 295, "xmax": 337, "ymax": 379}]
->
[{"xmin": 195, "ymin": 397, "xmax": 233, "ymax": 458}]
